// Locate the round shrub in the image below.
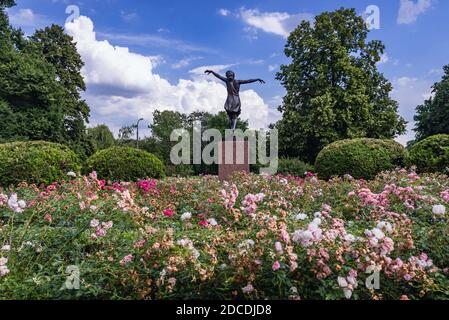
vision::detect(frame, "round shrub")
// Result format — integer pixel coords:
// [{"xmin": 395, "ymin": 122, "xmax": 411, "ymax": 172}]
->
[
  {"xmin": 277, "ymin": 158, "xmax": 314, "ymax": 177},
  {"xmin": 86, "ymin": 147, "xmax": 165, "ymax": 181},
  {"xmin": 0, "ymin": 141, "xmax": 81, "ymax": 187},
  {"xmin": 407, "ymin": 134, "xmax": 449, "ymax": 173},
  {"xmin": 315, "ymin": 138, "xmax": 407, "ymax": 180}
]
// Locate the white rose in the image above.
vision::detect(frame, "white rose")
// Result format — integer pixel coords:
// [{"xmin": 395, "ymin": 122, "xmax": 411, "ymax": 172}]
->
[
  {"xmin": 90, "ymin": 219, "xmax": 100, "ymax": 228},
  {"xmin": 67, "ymin": 171, "xmax": 77, "ymax": 178},
  {"xmin": 18, "ymin": 200, "xmax": 26, "ymax": 209},
  {"xmin": 207, "ymin": 218, "xmax": 218, "ymax": 226},
  {"xmin": 337, "ymin": 276, "xmax": 348, "ymax": 288},
  {"xmin": 295, "ymin": 213, "xmax": 308, "ymax": 221},
  {"xmin": 372, "ymin": 228, "xmax": 385, "ymax": 240},
  {"xmin": 432, "ymin": 205, "xmax": 446, "ymax": 216},
  {"xmin": 181, "ymin": 212, "xmax": 192, "ymax": 221}
]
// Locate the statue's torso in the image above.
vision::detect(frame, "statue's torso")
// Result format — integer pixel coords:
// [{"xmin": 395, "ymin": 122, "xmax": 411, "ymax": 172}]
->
[
  {"xmin": 226, "ymin": 80, "xmax": 240, "ymax": 97},
  {"xmin": 224, "ymin": 80, "xmax": 241, "ymax": 114}
]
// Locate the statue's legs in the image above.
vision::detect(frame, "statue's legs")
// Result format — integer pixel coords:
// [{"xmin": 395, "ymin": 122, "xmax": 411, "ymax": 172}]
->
[{"xmin": 228, "ymin": 113, "xmax": 238, "ymax": 132}]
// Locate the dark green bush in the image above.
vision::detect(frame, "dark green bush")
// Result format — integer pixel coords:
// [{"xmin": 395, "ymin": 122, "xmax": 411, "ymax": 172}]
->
[
  {"xmin": 277, "ymin": 158, "xmax": 314, "ymax": 177},
  {"xmin": 407, "ymin": 134, "xmax": 449, "ymax": 173},
  {"xmin": 315, "ymin": 138, "xmax": 407, "ymax": 180},
  {"xmin": 165, "ymin": 164, "xmax": 195, "ymax": 177},
  {"xmin": 0, "ymin": 141, "xmax": 81, "ymax": 187},
  {"xmin": 86, "ymin": 147, "xmax": 165, "ymax": 181}
]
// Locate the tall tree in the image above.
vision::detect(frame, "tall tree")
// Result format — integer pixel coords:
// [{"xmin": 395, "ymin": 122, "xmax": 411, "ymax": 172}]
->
[
  {"xmin": 87, "ymin": 124, "xmax": 116, "ymax": 150},
  {"xmin": 0, "ymin": 1, "xmax": 15, "ymax": 36},
  {"xmin": 0, "ymin": 4, "xmax": 94, "ymax": 158},
  {"xmin": 275, "ymin": 8, "xmax": 406, "ymax": 163},
  {"xmin": 28, "ymin": 24, "xmax": 92, "ymax": 156},
  {"xmin": 0, "ymin": 33, "xmax": 67, "ymax": 143},
  {"xmin": 414, "ymin": 65, "xmax": 449, "ymax": 141}
]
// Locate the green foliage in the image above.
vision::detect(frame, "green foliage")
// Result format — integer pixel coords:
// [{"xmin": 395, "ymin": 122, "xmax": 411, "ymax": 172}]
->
[
  {"xmin": 148, "ymin": 110, "xmax": 187, "ymax": 164},
  {"xmin": 86, "ymin": 147, "xmax": 165, "ymax": 181},
  {"xmin": 315, "ymin": 138, "xmax": 407, "ymax": 180},
  {"xmin": 87, "ymin": 124, "xmax": 116, "ymax": 151},
  {"xmin": 275, "ymin": 8, "xmax": 406, "ymax": 163},
  {"xmin": 0, "ymin": 8, "xmax": 92, "ymax": 159},
  {"xmin": 0, "ymin": 141, "xmax": 81, "ymax": 187},
  {"xmin": 165, "ymin": 164, "xmax": 195, "ymax": 177},
  {"xmin": 0, "ymin": 40, "xmax": 67, "ymax": 142},
  {"xmin": 407, "ymin": 134, "xmax": 449, "ymax": 173},
  {"xmin": 277, "ymin": 158, "xmax": 314, "ymax": 177},
  {"xmin": 414, "ymin": 65, "xmax": 449, "ymax": 141}
]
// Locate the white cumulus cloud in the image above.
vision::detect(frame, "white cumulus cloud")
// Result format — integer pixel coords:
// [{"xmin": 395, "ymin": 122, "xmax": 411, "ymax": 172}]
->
[
  {"xmin": 7, "ymin": 8, "xmax": 48, "ymax": 29},
  {"xmin": 397, "ymin": 0, "xmax": 432, "ymax": 24},
  {"xmin": 239, "ymin": 8, "xmax": 314, "ymax": 38},
  {"xmin": 65, "ymin": 16, "xmax": 270, "ymax": 135}
]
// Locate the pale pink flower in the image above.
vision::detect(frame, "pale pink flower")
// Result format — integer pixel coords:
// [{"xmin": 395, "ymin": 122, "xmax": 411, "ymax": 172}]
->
[
  {"xmin": 89, "ymin": 171, "xmax": 98, "ymax": 180},
  {"xmin": 272, "ymin": 261, "xmax": 281, "ymax": 271},
  {"xmin": 90, "ymin": 219, "xmax": 100, "ymax": 228},
  {"xmin": 8, "ymin": 194, "xmax": 25, "ymax": 213},
  {"xmin": 432, "ymin": 205, "xmax": 446, "ymax": 216},
  {"xmin": 133, "ymin": 240, "xmax": 146, "ymax": 249},
  {"xmin": 242, "ymin": 284, "xmax": 254, "ymax": 294},
  {"xmin": 95, "ymin": 228, "xmax": 107, "ymax": 237},
  {"xmin": 274, "ymin": 242, "xmax": 283, "ymax": 254},
  {"xmin": 0, "ymin": 257, "xmax": 8, "ymax": 266},
  {"xmin": 120, "ymin": 254, "xmax": 133, "ymax": 266},
  {"xmin": 0, "ymin": 194, "xmax": 8, "ymax": 206},
  {"xmin": 0, "ymin": 265, "xmax": 9, "ymax": 276},
  {"xmin": 102, "ymin": 221, "xmax": 113, "ymax": 230},
  {"xmin": 168, "ymin": 277, "xmax": 177, "ymax": 286}
]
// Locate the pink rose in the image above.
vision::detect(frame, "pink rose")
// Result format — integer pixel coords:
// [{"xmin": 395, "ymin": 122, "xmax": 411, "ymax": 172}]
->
[
  {"xmin": 163, "ymin": 209, "xmax": 175, "ymax": 217},
  {"xmin": 120, "ymin": 254, "xmax": 133, "ymax": 266}
]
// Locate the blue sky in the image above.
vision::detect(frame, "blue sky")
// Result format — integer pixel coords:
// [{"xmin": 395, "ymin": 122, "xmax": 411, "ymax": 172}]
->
[{"xmin": 6, "ymin": 0, "xmax": 449, "ymax": 143}]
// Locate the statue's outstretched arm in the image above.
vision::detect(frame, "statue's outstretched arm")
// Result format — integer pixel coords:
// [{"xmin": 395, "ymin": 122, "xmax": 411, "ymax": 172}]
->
[
  {"xmin": 239, "ymin": 78, "xmax": 266, "ymax": 84},
  {"xmin": 204, "ymin": 70, "xmax": 227, "ymax": 82}
]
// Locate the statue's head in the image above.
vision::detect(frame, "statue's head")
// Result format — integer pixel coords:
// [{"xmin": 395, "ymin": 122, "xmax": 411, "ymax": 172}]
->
[{"xmin": 226, "ymin": 70, "xmax": 235, "ymax": 81}]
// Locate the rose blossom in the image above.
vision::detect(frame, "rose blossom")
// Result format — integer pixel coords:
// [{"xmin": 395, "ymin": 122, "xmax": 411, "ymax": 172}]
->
[
  {"xmin": 120, "ymin": 254, "xmax": 133, "ymax": 266},
  {"xmin": 432, "ymin": 205, "xmax": 446, "ymax": 216},
  {"xmin": 242, "ymin": 284, "xmax": 254, "ymax": 294},
  {"xmin": 90, "ymin": 219, "xmax": 100, "ymax": 228},
  {"xmin": 163, "ymin": 209, "xmax": 175, "ymax": 217}
]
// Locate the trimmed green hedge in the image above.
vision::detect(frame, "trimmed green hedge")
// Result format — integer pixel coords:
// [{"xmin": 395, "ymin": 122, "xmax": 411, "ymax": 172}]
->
[
  {"xmin": 0, "ymin": 141, "xmax": 81, "ymax": 187},
  {"xmin": 86, "ymin": 147, "xmax": 165, "ymax": 181},
  {"xmin": 277, "ymin": 158, "xmax": 314, "ymax": 177},
  {"xmin": 407, "ymin": 134, "xmax": 449, "ymax": 173},
  {"xmin": 315, "ymin": 138, "xmax": 407, "ymax": 180}
]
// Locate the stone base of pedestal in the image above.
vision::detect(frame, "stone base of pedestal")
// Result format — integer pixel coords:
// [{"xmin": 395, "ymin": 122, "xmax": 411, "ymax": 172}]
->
[{"xmin": 218, "ymin": 139, "xmax": 249, "ymax": 181}]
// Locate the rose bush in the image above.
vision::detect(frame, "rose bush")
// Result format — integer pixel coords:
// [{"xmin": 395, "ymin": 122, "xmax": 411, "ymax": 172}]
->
[{"xmin": 0, "ymin": 170, "xmax": 449, "ymax": 299}]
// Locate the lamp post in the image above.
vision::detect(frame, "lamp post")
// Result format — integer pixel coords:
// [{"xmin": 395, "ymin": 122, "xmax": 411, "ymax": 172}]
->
[{"xmin": 136, "ymin": 118, "xmax": 144, "ymax": 149}]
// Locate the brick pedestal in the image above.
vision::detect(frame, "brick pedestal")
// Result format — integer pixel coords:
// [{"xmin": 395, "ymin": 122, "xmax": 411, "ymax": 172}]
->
[{"xmin": 218, "ymin": 139, "xmax": 250, "ymax": 181}]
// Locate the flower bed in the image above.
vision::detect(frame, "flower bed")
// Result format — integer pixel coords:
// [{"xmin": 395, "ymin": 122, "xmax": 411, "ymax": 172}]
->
[{"xmin": 1, "ymin": 170, "xmax": 449, "ymax": 300}]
